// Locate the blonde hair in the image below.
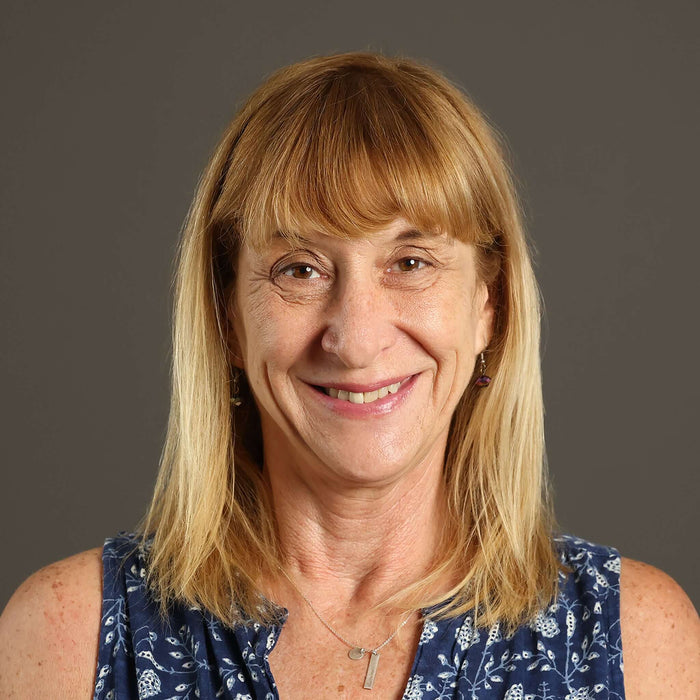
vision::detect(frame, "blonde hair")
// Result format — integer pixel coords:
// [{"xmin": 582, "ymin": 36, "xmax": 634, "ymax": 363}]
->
[{"xmin": 142, "ymin": 52, "xmax": 560, "ymax": 630}]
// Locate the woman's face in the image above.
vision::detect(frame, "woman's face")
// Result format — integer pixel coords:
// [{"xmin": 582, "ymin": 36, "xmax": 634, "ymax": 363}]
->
[{"xmin": 232, "ymin": 218, "xmax": 493, "ymax": 488}]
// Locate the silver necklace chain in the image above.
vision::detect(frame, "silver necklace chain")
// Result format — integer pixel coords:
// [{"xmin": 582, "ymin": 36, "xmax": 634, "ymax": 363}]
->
[
  {"xmin": 281, "ymin": 569, "xmax": 418, "ymax": 690},
  {"xmin": 293, "ymin": 583, "xmax": 416, "ymax": 654}
]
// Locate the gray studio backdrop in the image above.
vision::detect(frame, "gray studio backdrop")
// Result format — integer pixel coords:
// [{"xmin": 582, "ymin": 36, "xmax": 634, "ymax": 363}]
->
[{"xmin": 1, "ymin": 1, "xmax": 698, "ymax": 612}]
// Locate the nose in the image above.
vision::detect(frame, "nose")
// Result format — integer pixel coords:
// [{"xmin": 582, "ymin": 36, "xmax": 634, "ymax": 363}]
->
[{"xmin": 320, "ymin": 275, "xmax": 396, "ymax": 369}]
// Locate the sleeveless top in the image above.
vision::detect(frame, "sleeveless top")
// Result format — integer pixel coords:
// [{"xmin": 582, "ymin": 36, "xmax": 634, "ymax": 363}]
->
[{"xmin": 94, "ymin": 534, "xmax": 625, "ymax": 699}]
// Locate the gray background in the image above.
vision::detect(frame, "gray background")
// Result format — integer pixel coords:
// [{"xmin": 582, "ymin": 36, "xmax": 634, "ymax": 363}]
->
[{"xmin": 1, "ymin": 1, "xmax": 698, "ymax": 612}]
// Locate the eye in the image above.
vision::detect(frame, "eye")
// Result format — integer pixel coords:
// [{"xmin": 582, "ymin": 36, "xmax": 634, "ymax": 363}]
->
[
  {"xmin": 391, "ymin": 257, "xmax": 429, "ymax": 273},
  {"xmin": 281, "ymin": 264, "xmax": 321, "ymax": 280}
]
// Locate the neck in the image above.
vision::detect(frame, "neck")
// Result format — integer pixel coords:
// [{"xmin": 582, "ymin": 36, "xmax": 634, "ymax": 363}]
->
[{"xmin": 265, "ymin": 443, "xmax": 450, "ymax": 609}]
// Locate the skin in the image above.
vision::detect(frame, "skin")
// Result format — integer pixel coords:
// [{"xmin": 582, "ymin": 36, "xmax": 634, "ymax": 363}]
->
[
  {"xmin": 231, "ymin": 219, "xmax": 492, "ymax": 494},
  {"xmin": 1, "ymin": 219, "xmax": 698, "ymax": 697},
  {"xmin": 0, "ymin": 549, "xmax": 102, "ymax": 698},
  {"xmin": 232, "ymin": 219, "xmax": 493, "ymax": 696}
]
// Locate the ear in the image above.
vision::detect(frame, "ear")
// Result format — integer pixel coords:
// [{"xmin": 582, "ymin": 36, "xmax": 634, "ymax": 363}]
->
[
  {"xmin": 225, "ymin": 285, "xmax": 246, "ymax": 370},
  {"xmin": 475, "ymin": 281, "xmax": 495, "ymax": 354},
  {"xmin": 228, "ymin": 335, "xmax": 245, "ymax": 370}
]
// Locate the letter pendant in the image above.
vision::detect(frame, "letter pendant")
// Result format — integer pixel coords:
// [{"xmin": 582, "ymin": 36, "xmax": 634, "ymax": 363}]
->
[{"xmin": 363, "ymin": 651, "xmax": 380, "ymax": 690}]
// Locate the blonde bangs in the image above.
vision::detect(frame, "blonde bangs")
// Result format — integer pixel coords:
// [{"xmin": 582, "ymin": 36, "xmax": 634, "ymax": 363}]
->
[{"xmin": 214, "ymin": 55, "xmax": 499, "ymax": 252}]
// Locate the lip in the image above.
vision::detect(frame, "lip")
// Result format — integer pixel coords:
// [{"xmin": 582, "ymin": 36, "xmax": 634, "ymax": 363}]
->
[
  {"xmin": 301, "ymin": 374, "xmax": 419, "ymax": 416},
  {"xmin": 311, "ymin": 375, "xmax": 412, "ymax": 393}
]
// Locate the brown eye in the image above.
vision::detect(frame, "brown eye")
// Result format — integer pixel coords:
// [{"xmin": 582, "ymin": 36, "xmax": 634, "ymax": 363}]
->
[
  {"xmin": 282, "ymin": 264, "xmax": 321, "ymax": 279},
  {"xmin": 394, "ymin": 258, "xmax": 427, "ymax": 272}
]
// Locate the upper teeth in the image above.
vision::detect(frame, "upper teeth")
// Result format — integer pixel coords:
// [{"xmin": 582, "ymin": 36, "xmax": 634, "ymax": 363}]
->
[{"xmin": 325, "ymin": 382, "xmax": 401, "ymax": 403}]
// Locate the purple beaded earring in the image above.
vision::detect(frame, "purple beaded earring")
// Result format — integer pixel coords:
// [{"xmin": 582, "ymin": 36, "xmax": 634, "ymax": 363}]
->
[
  {"xmin": 230, "ymin": 369, "xmax": 243, "ymax": 407},
  {"xmin": 475, "ymin": 352, "xmax": 492, "ymax": 388}
]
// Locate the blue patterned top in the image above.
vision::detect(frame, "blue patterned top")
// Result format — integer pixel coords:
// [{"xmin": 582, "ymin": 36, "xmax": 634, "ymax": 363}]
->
[{"xmin": 95, "ymin": 534, "xmax": 624, "ymax": 699}]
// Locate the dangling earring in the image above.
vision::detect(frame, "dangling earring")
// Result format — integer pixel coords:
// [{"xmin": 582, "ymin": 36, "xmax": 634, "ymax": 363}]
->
[
  {"xmin": 231, "ymin": 369, "xmax": 243, "ymax": 407},
  {"xmin": 475, "ymin": 352, "xmax": 492, "ymax": 388}
]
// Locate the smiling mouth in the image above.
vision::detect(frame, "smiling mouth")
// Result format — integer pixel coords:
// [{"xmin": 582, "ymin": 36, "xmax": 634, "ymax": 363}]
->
[{"xmin": 317, "ymin": 380, "xmax": 403, "ymax": 404}]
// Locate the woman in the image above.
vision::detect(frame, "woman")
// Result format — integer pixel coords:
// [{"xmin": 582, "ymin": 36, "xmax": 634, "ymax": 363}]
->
[{"xmin": 1, "ymin": 52, "xmax": 697, "ymax": 699}]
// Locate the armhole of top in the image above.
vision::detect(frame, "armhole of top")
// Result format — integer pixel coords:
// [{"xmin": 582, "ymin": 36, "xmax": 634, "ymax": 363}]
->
[
  {"xmin": 604, "ymin": 547, "xmax": 626, "ymax": 699},
  {"xmin": 94, "ymin": 537, "xmax": 120, "ymax": 697}
]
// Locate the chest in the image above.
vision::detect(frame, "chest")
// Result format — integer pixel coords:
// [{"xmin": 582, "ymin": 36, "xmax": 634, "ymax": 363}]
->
[{"xmin": 268, "ymin": 618, "xmax": 422, "ymax": 700}]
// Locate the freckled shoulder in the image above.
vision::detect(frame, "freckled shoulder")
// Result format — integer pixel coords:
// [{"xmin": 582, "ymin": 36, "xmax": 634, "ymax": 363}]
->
[
  {"xmin": 0, "ymin": 547, "xmax": 103, "ymax": 699},
  {"xmin": 620, "ymin": 557, "xmax": 700, "ymax": 699}
]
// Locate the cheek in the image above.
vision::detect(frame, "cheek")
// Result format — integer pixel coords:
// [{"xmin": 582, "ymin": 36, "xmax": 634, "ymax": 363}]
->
[
  {"xmin": 239, "ymin": 292, "xmax": 318, "ymax": 374},
  {"xmin": 400, "ymin": 285, "xmax": 477, "ymax": 358}
]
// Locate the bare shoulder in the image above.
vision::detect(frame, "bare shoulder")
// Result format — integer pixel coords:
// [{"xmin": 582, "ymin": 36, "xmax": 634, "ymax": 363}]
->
[
  {"xmin": 0, "ymin": 547, "xmax": 103, "ymax": 699},
  {"xmin": 620, "ymin": 556, "xmax": 700, "ymax": 699}
]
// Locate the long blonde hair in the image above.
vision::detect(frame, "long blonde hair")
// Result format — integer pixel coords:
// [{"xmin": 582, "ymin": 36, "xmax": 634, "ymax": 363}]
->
[{"xmin": 142, "ymin": 52, "xmax": 560, "ymax": 630}]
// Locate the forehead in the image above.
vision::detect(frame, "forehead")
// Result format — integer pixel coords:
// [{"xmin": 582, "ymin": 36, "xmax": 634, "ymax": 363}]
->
[{"xmin": 247, "ymin": 218, "xmax": 458, "ymax": 256}]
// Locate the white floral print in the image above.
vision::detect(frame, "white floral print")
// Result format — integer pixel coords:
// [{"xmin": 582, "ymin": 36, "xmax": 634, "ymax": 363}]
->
[{"xmin": 94, "ymin": 534, "xmax": 624, "ymax": 699}]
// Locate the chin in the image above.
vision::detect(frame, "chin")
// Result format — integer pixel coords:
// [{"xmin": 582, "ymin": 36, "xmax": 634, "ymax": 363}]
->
[{"xmin": 307, "ymin": 439, "xmax": 426, "ymax": 487}]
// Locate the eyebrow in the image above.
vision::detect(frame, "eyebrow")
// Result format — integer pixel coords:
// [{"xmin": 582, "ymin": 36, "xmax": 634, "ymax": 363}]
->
[{"xmin": 394, "ymin": 228, "xmax": 438, "ymax": 242}]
